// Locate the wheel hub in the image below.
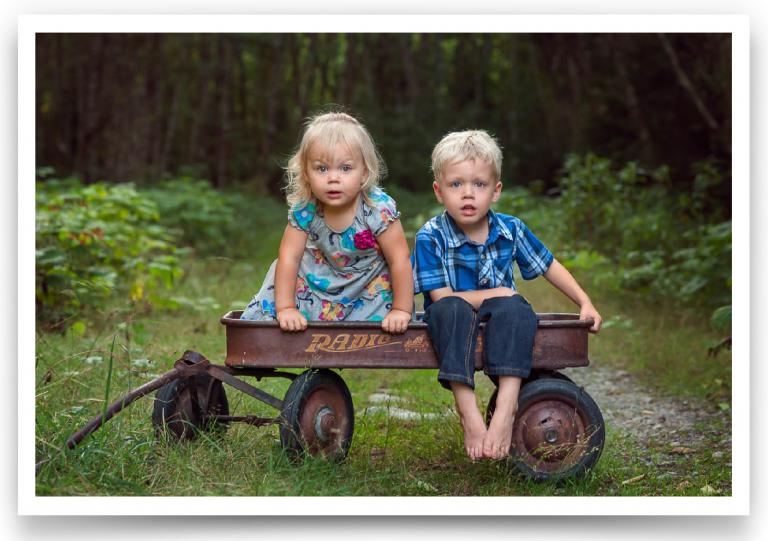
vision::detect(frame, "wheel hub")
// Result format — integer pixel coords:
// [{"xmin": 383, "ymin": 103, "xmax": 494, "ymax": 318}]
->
[
  {"xmin": 513, "ymin": 398, "xmax": 588, "ymax": 470},
  {"xmin": 314, "ymin": 407, "xmax": 336, "ymax": 442},
  {"xmin": 544, "ymin": 427, "xmax": 559, "ymax": 443}
]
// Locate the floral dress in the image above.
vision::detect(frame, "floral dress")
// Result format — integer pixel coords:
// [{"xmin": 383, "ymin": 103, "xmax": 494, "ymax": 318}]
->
[{"xmin": 241, "ymin": 189, "xmax": 402, "ymax": 322}]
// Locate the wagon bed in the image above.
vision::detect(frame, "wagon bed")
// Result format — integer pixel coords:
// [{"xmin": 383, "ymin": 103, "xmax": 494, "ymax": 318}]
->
[{"xmin": 221, "ymin": 310, "xmax": 594, "ymax": 371}]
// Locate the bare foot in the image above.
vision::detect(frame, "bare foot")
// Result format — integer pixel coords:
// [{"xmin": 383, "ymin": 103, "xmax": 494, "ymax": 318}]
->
[
  {"xmin": 483, "ymin": 406, "xmax": 516, "ymax": 459},
  {"xmin": 459, "ymin": 410, "xmax": 487, "ymax": 461},
  {"xmin": 449, "ymin": 382, "xmax": 488, "ymax": 460}
]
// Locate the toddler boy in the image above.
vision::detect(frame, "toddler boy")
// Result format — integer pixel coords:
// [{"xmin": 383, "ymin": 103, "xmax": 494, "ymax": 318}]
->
[{"xmin": 411, "ymin": 130, "xmax": 602, "ymax": 460}]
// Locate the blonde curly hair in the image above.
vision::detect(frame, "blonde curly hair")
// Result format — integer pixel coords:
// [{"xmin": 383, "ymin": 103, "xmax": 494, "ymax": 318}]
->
[{"xmin": 284, "ymin": 111, "xmax": 386, "ymax": 208}]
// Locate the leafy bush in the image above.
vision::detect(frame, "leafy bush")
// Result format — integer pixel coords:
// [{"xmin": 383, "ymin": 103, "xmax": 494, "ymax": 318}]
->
[
  {"xmin": 493, "ymin": 154, "xmax": 732, "ymax": 308},
  {"xmin": 36, "ymin": 175, "xmax": 183, "ymax": 323},
  {"xmin": 143, "ymin": 178, "xmax": 234, "ymax": 255}
]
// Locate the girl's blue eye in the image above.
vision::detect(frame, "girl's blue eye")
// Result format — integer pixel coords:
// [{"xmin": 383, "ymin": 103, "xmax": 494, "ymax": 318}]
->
[
  {"xmin": 342, "ymin": 165, "xmax": 351, "ymax": 172},
  {"xmin": 318, "ymin": 166, "xmax": 327, "ymax": 173}
]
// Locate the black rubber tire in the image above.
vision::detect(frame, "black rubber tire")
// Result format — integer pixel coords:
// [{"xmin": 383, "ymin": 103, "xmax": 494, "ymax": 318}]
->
[
  {"xmin": 152, "ymin": 373, "xmax": 229, "ymax": 441},
  {"xmin": 485, "ymin": 370, "xmax": 574, "ymax": 423},
  {"xmin": 486, "ymin": 378, "xmax": 605, "ymax": 483},
  {"xmin": 279, "ymin": 369, "xmax": 354, "ymax": 462}
]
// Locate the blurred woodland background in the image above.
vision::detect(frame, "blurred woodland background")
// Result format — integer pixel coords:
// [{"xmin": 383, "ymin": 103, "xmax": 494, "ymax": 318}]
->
[
  {"xmin": 36, "ymin": 33, "xmax": 731, "ymax": 194},
  {"xmin": 35, "ymin": 33, "xmax": 732, "ymax": 345},
  {"xmin": 33, "ymin": 33, "xmax": 736, "ymax": 497}
]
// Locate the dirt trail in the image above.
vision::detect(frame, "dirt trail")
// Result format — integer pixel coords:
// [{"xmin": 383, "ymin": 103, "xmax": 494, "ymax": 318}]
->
[{"xmin": 563, "ymin": 361, "xmax": 732, "ymax": 453}]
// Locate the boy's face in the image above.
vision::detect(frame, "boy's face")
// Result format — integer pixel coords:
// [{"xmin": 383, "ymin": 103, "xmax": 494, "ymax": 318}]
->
[{"xmin": 433, "ymin": 158, "xmax": 502, "ymax": 233}]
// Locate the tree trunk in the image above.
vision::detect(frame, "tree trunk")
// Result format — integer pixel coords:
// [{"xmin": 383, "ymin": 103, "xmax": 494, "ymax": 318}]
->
[
  {"xmin": 299, "ymin": 34, "xmax": 317, "ymax": 119},
  {"xmin": 260, "ymin": 34, "xmax": 284, "ymax": 174},
  {"xmin": 186, "ymin": 37, "xmax": 214, "ymax": 167},
  {"xmin": 657, "ymin": 33, "xmax": 719, "ymax": 130},
  {"xmin": 317, "ymin": 34, "xmax": 330, "ymax": 105},
  {"xmin": 338, "ymin": 33, "xmax": 358, "ymax": 106},
  {"xmin": 528, "ymin": 37, "xmax": 560, "ymax": 162},
  {"xmin": 609, "ymin": 34, "xmax": 654, "ymax": 164},
  {"xmin": 158, "ymin": 77, "xmax": 181, "ymax": 179},
  {"xmin": 215, "ymin": 36, "xmax": 232, "ymax": 187},
  {"xmin": 398, "ymin": 34, "xmax": 418, "ymax": 120}
]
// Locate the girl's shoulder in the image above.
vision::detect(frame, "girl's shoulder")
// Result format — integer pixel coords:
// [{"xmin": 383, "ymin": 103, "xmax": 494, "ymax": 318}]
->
[
  {"xmin": 288, "ymin": 200, "xmax": 318, "ymax": 231},
  {"xmin": 363, "ymin": 189, "xmax": 400, "ymax": 236},
  {"xmin": 366, "ymin": 188, "xmax": 396, "ymax": 208}
]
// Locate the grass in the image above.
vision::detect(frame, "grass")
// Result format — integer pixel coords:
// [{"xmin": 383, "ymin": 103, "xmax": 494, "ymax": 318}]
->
[
  {"xmin": 34, "ymin": 374, "xmax": 732, "ymax": 496},
  {"xmin": 33, "ymin": 192, "xmax": 732, "ymax": 497}
]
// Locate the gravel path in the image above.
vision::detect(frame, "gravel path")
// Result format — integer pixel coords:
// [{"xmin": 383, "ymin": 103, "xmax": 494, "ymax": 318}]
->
[
  {"xmin": 363, "ymin": 362, "xmax": 732, "ymax": 456},
  {"xmin": 563, "ymin": 362, "xmax": 732, "ymax": 452}
]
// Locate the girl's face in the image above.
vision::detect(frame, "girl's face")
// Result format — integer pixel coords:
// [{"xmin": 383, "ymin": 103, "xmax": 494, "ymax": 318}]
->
[{"xmin": 305, "ymin": 143, "xmax": 368, "ymax": 211}]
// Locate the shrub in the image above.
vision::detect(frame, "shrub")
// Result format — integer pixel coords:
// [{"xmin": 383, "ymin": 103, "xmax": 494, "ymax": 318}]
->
[
  {"xmin": 35, "ymin": 175, "xmax": 182, "ymax": 324},
  {"xmin": 493, "ymin": 154, "xmax": 732, "ymax": 308},
  {"xmin": 143, "ymin": 178, "xmax": 234, "ymax": 255}
]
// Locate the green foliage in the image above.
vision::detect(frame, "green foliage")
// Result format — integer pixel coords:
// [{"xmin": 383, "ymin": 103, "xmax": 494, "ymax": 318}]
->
[
  {"xmin": 710, "ymin": 305, "xmax": 732, "ymax": 330},
  {"xmin": 143, "ymin": 178, "xmax": 235, "ymax": 255},
  {"xmin": 494, "ymin": 154, "xmax": 732, "ymax": 308},
  {"xmin": 35, "ymin": 176, "xmax": 182, "ymax": 323}
]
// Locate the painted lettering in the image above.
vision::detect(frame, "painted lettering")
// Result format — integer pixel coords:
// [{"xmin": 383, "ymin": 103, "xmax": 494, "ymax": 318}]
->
[
  {"xmin": 305, "ymin": 334, "xmax": 331, "ymax": 353},
  {"xmin": 349, "ymin": 334, "xmax": 368, "ymax": 350},
  {"xmin": 330, "ymin": 334, "xmax": 351, "ymax": 351}
]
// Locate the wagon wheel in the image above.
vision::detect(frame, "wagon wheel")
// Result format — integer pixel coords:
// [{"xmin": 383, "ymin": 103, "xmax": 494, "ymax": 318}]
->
[
  {"xmin": 152, "ymin": 373, "xmax": 230, "ymax": 441},
  {"xmin": 486, "ymin": 378, "xmax": 605, "ymax": 483},
  {"xmin": 279, "ymin": 369, "xmax": 354, "ymax": 462},
  {"xmin": 485, "ymin": 371, "xmax": 574, "ymax": 419}
]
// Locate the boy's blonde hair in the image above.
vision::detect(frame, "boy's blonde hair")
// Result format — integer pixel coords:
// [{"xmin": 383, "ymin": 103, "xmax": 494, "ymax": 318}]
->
[
  {"xmin": 431, "ymin": 130, "xmax": 503, "ymax": 183},
  {"xmin": 284, "ymin": 111, "xmax": 386, "ymax": 208}
]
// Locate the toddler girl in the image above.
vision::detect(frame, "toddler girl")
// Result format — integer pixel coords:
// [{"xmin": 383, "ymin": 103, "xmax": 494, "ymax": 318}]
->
[{"xmin": 241, "ymin": 112, "xmax": 414, "ymax": 334}]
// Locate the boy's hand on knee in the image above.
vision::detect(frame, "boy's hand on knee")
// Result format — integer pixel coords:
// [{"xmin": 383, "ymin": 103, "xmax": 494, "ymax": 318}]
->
[
  {"xmin": 382, "ymin": 309, "xmax": 411, "ymax": 334},
  {"xmin": 276, "ymin": 308, "xmax": 308, "ymax": 332},
  {"xmin": 579, "ymin": 302, "xmax": 602, "ymax": 334}
]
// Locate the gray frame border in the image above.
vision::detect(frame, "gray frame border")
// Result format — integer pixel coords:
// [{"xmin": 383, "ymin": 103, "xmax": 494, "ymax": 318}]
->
[{"xmin": 0, "ymin": 17, "xmax": 768, "ymax": 540}]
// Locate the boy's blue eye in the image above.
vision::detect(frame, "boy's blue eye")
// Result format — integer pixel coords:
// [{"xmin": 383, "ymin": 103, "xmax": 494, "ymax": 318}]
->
[
  {"xmin": 475, "ymin": 182, "xmax": 486, "ymax": 188},
  {"xmin": 451, "ymin": 182, "xmax": 461, "ymax": 188}
]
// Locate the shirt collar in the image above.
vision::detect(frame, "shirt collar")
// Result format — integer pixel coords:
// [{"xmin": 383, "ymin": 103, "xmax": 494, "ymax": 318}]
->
[{"xmin": 441, "ymin": 209, "xmax": 514, "ymax": 248}]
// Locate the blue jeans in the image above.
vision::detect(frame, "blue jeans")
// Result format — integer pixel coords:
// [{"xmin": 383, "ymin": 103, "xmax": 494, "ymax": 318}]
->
[{"xmin": 422, "ymin": 295, "xmax": 539, "ymax": 390}]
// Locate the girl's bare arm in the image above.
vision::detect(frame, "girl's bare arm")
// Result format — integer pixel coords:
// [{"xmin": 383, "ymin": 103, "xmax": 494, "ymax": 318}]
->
[
  {"xmin": 376, "ymin": 219, "xmax": 414, "ymax": 333},
  {"xmin": 274, "ymin": 224, "xmax": 309, "ymax": 331}
]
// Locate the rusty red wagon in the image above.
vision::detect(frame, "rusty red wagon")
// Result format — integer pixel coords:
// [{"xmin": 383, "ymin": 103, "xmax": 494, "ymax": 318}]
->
[{"xmin": 46, "ymin": 311, "xmax": 604, "ymax": 483}]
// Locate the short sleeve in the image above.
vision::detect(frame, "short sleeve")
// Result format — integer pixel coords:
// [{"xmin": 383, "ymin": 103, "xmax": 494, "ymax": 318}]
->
[
  {"xmin": 366, "ymin": 190, "xmax": 401, "ymax": 237},
  {"xmin": 411, "ymin": 228, "xmax": 451, "ymax": 294},
  {"xmin": 512, "ymin": 219, "xmax": 554, "ymax": 280},
  {"xmin": 287, "ymin": 201, "xmax": 317, "ymax": 232}
]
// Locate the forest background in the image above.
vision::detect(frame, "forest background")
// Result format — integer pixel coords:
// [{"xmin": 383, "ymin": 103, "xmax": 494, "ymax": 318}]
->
[
  {"xmin": 35, "ymin": 32, "xmax": 733, "ymax": 345},
  {"xmin": 33, "ymin": 32, "xmax": 734, "ymax": 496}
]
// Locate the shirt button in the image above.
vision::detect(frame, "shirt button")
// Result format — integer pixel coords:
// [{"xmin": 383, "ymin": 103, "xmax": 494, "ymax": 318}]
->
[
  {"xmin": 481, "ymin": 253, "xmax": 486, "ymax": 260},
  {"xmin": 481, "ymin": 278, "xmax": 488, "ymax": 285}
]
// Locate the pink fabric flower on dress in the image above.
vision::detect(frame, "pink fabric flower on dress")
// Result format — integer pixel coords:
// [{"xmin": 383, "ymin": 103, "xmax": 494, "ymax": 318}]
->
[{"xmin": 354, "ymin": 229, "xmax": 376, "ymax": 250}]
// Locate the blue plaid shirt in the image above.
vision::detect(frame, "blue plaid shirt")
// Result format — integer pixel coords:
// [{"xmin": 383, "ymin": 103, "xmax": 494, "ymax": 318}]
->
[{"xmin": 411, "ymin": 210, "xmax": 554, "ymax": 310}]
